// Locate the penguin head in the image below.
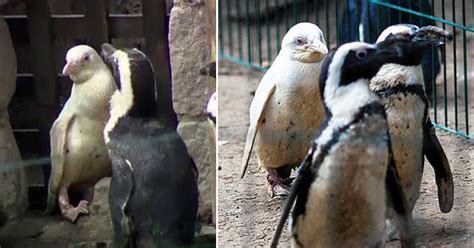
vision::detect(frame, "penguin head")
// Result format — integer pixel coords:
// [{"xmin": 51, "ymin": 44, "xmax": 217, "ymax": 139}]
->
[
  {"xmin": 63, "ymin": 45, "xmax": 106, "ymax": 82},
  {"xmin": 319, "ymin": 39, "xmax": 413, "ymax": 115},
  {"xmin": 281, "ymin": 22, "xmax": 328, "ymax": 63},
  {"xmin": 101, "ymin": 43, "xmax": 157, "ymax": 118},
  {"xmin": 376, "ymin": 24, "xmax": 419, "ymax": 43}
]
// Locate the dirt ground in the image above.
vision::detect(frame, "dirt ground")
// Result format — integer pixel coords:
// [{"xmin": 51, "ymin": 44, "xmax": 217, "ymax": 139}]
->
[
  {"xmin": 0, "ymin": 178, "xmax": 216, "ymax": 248},
  {"xmin": 217, "ymin": 61, "xmax": 474, "ymax": 247}
]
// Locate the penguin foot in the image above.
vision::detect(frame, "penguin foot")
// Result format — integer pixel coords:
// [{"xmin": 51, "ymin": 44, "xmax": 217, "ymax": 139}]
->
[
  {"xmin": 62, "ymin": 200, "xmax": 90, "ymax": 223},
  {"xmin": 267, "ymin": 170, "xmax": 291, "ymax": 197}
]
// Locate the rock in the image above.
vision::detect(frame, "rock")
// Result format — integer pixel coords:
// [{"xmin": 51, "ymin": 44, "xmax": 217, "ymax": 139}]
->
[
  {"xmin": 0, "ymin": 16, "xmax": 28, "ymax": 220},
  {"xmin": 41, "ymin": 178, "xmax": 113, "ymax": 244},
  {"xmin": 169, "ymin": 0, "xmax": 215, "ymax": 224},
  {"xmin": 177, "ymin": 117, "xmax": 215, "ymax": 223},
  {"xmin": 169, "ymin": 0, "xmax": 214, "ymax": 116}
]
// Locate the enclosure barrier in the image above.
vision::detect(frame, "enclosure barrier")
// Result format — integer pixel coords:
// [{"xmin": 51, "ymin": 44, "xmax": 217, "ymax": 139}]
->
[{"xmin": 218, "ymin": 0, "xmax": 473, "ymax": 140}]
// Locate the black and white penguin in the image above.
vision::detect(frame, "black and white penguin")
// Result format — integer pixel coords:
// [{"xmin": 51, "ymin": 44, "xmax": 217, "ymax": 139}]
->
[
  {"xmin": 101, "ymin": 44, "xmax": 199, "ymax": 247},
  {"xmin": 286, "ymin": 39, "xmax": 416, "ymax": 247},
  {"xmin": 370, "ymin": 24, "xmax": 454, "ymax": 213}
]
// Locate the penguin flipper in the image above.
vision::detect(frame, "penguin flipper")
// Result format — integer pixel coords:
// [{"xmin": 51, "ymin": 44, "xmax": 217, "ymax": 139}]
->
[
  {"xmin": 423, "ymin": 121, "xmax": 454, "ymax": 213},
  {"xmin": 240, "ymin": 82, "xmax": 276, "ymax": 178},
  {"xmin": 386, "ymin": 158, "xmax": 414, "ymax": 248},
  {"xmin": 271, "ymin": 144, "xmax": 316, "ymax": 248},
  {"xmin": 45, "ymin": 114, "xmax": 75, "ymax": 214}
]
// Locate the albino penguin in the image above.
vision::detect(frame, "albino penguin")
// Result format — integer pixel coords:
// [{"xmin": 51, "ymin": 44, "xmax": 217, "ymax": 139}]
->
[
  {"xmin": 371, "ymin": 24, "xmax": 454, "ymax": 213},
  {"xmin": 240, "ymin": 22, "xmax": 328, "ymax": 196},
  {"xmin": 45, "ymin": 45, "xmax": 116, "ymax": 222},
  {"xmin": 279, "ymin": 38, "xmax": 417, "ymax": 247}
]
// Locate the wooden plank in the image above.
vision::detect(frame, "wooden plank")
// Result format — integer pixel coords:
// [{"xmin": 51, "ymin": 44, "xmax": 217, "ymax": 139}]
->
[
  {"xmin": 84, "ymin": 0, "xmax": 109, "ymax": 51},
  {"xmin": 26, "ymin": 0, "xmax": 58, "ymax": 184},
  {"xmin": 142, "ymin": 0, "xmax": 177, "ymax": 128},
  {"xmin": 5, "ymin": 14, "xmax": 144, "ymax": 41}
]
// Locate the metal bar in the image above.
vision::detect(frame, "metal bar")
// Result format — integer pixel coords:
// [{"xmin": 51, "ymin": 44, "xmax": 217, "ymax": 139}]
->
[
  {"xmin": 325, "ymin": 0, "xmax": 330, "ymax": 48},
  {"xmin": 369, "ymin": 0, "xmax": 474, "ymax": 32},
  {"xmin": 226, "ymin": 0, "xmax": 233, "ymax": 55},
  {"xmin": 335, "ymin": 0, "xmax": 339, "ymax": 45},
  {"xmin": 304, "ymin": 0, "xmax": 309, "ymax": 21},
  {"xmin": 431, "ymin": 0, "xmax": 437, "ymax": 122},
  {"xmin": 294, "ymin": 0, "xmax": 298, "ymax": 25},
  {"xmin": 452, "ymin": 0, "xmax": 458, "ymax": 131},
  {"xmin": 220, "ymin": 53, "xmax": 268, "ymax": 72},
  {"xmin": 284, "ymin": 0, "xmax": 289, "ymax": 30},
  {"xmin": 315, "ymin": 0, "xmax": 319, "ymax": 25},
  {"xmin": 246, "ymin": 0, "xmax": 252, "ymax": 63},
  {"xmin": 433, "ymin": 123, "xmax": 474, "ymax": 140},
  {"xmin": 218, "ymin": 0, "xmax": 224, "ymax": 53},
  {"xmin": 441, "ymin": 0, "xmax": 448, "ymax": 126},
  {"xmin": 462, "ymin": 0, "xmax": 469, "ymax": 135},
  {"xmin": 236, "ymin": 0, "xmax": 243, "ymax": 58},
  {"xmin": 276, "ymin": 0, "xmax": 281, "ymax": 52},
  {"xmin": 265, "ymin": 0, "xmax": 272, "ymax": 63},
  {"xmin": 257, "ymin": 0, "xmax": 263, "ymax": 66}
]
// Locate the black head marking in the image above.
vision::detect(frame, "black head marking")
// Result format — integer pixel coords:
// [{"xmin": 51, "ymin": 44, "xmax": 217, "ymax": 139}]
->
[{"xmin": 123, "ymin": 48, "xmax": 158, "ymax": 117}]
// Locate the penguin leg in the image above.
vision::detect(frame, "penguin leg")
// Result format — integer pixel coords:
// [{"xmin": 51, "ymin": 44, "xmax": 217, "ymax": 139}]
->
[
  {"xmin": 267, "ymin": 168, "xmax": 291, "ymax": 197},
  {"xmin": 58, "ymin": 186, "xmax": 90, "ymax": 222}
]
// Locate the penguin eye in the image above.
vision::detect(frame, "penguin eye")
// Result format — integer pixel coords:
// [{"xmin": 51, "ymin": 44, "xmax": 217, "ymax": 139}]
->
[
  {"xmin": 296, "ymin": 38, "xmax": 305, "ymax": 46},
  {"xmin": 355, "ymin": 49, "xmax": 368, "ymax": 60},
  {"xmin": 82, "ymin": 54, "xmax": 90, "ymax": 63}
]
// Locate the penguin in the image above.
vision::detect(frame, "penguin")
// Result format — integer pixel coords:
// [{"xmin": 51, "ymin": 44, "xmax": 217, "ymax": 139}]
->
[
  {"xmin": 101, "ymin": 44, "xmax": 199, "ymax": 247},
  {"xmin": 370, "ymin": 24, "xmax": 454, "ymax": 213},
  {"xmin": 286, "ymin": 39, "xmax": 417, "ymax": 247},
  {"xmin": 45, "ymin": 45, "xmax": 116, "ymax": 222},
  {"xmin": 240, "ymin": 22, "xmax": 328, "ymax": 197}
]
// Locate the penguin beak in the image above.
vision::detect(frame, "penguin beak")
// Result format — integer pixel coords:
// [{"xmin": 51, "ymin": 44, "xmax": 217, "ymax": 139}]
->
[
  {"xmin": 306, "ymin": 39, "xmax": 328, "ymax": 55},
  {"xmin": 62, "ymin": 60, "xmax": 79, "ymax": 76},
  {"xmin": 412, "ymin": 26, "xmax": 453, "ymax": 47}
]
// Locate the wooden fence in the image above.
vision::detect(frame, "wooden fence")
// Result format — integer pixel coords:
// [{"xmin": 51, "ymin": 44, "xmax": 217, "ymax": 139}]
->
[{"xmin": 3, "ymin": 0, "xmax": 175, "ymax": 206}]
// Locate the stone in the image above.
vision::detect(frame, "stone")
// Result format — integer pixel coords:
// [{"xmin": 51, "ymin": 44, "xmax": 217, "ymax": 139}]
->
[
  {"xmin": 0, "ymin": 16, "xmax": 28, "ymax": 220},
  {"xmin": 177, "ymin": 117, "xmax": 215, "ymax": 223},
  {"xmin": 169, "ymin": 0, "xmax": 214, "ymax": 116}
]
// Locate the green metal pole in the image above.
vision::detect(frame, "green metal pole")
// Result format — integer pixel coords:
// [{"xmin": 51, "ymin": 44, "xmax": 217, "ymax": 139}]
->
[
  {"xmin": 452, "ymin": 0, "xmax": 458, "ymax": 131},
  {"xmin": 265, "ymin": 0, "xmax": 272, "ymax": 64},
  {"xmin": 226, "ymin": 0, "xmax": 233, "ymax": 55},
  {"xmin": 218, "ymin": 0, "xmax": 224, "ymax": 53},
  {"xmin": 236, "ymin": 0, "xmax": 243, "ymax": 59},
  {"xmin": 462, "ymin": 0, "xmax": 469, "ymax": 135},
  {"xmin": 335, "ymin": 0, "xmax": 339, "ymax": 45},
  {"xmin": 325, "ymin": 0, "xmax": 330, "ymax": 48},
  {"xmin": 256, "ymin": 0, "xmax": 263, "ymax": 66},
  {"xmin": 431, "ymin": 0, "xmax": 437, "ymax": 122},
  {"xmin": 276, "ymin": 0, "xmax": 281, "ymax": 52},
  {"xmin": 442, "ymin": 0, "xmax": 448, "ymax": 126},
  {"xmin": 246, "ymin": 0, "xmax": 252, "ymax": 63}
]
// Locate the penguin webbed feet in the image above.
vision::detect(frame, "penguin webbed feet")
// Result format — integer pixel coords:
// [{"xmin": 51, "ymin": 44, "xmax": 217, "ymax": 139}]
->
[{"xmin": 267, "ymin": 168, "xmax": 292, "ymax": 197}]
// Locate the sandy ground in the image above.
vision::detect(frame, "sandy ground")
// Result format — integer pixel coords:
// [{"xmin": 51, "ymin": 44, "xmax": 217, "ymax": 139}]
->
[{"xmin": 217, "ymin": 61, "xmax": 474, "ymax": 247}]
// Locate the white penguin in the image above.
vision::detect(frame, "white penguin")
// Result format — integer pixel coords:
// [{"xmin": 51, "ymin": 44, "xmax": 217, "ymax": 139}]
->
[
  {"xmin": 240, "ymin": 22, "xmax": 328, "ymax": 196},
  {"xmin": 45, "ymin": 45, "xmax": 116, "ymax": 222}
]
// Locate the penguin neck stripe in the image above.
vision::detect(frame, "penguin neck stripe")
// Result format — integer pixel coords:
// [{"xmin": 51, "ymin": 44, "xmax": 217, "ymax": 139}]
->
[
  {"xmin": 115, "ymin": 50, "xmax": 134, "ymax": 116},
  {"xmin": 292, "ymin": 101, "xmax": 387, "ymax": 227},
  {"xmin": 373, "ymin": 84, "xmax": 428, "ymax": 105}
]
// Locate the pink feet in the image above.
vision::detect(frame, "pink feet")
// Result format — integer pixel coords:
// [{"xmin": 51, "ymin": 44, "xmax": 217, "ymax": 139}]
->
[
  {"xmin": 267, "ymin": 169, "xmax": 291, "ymax": 197},
  {"xmin": 61, "ymin": 200, "xmax": 90, "ymax": 223},
  {"xmin": 58, "ymin": 187, "xmax": 90, "ymax": 223}
]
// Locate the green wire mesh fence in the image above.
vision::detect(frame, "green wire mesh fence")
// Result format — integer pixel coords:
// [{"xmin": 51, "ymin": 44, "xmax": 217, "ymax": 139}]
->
[{"xmin": 218, "ymin": 0, "xmax": 474, "ymax": 140}]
